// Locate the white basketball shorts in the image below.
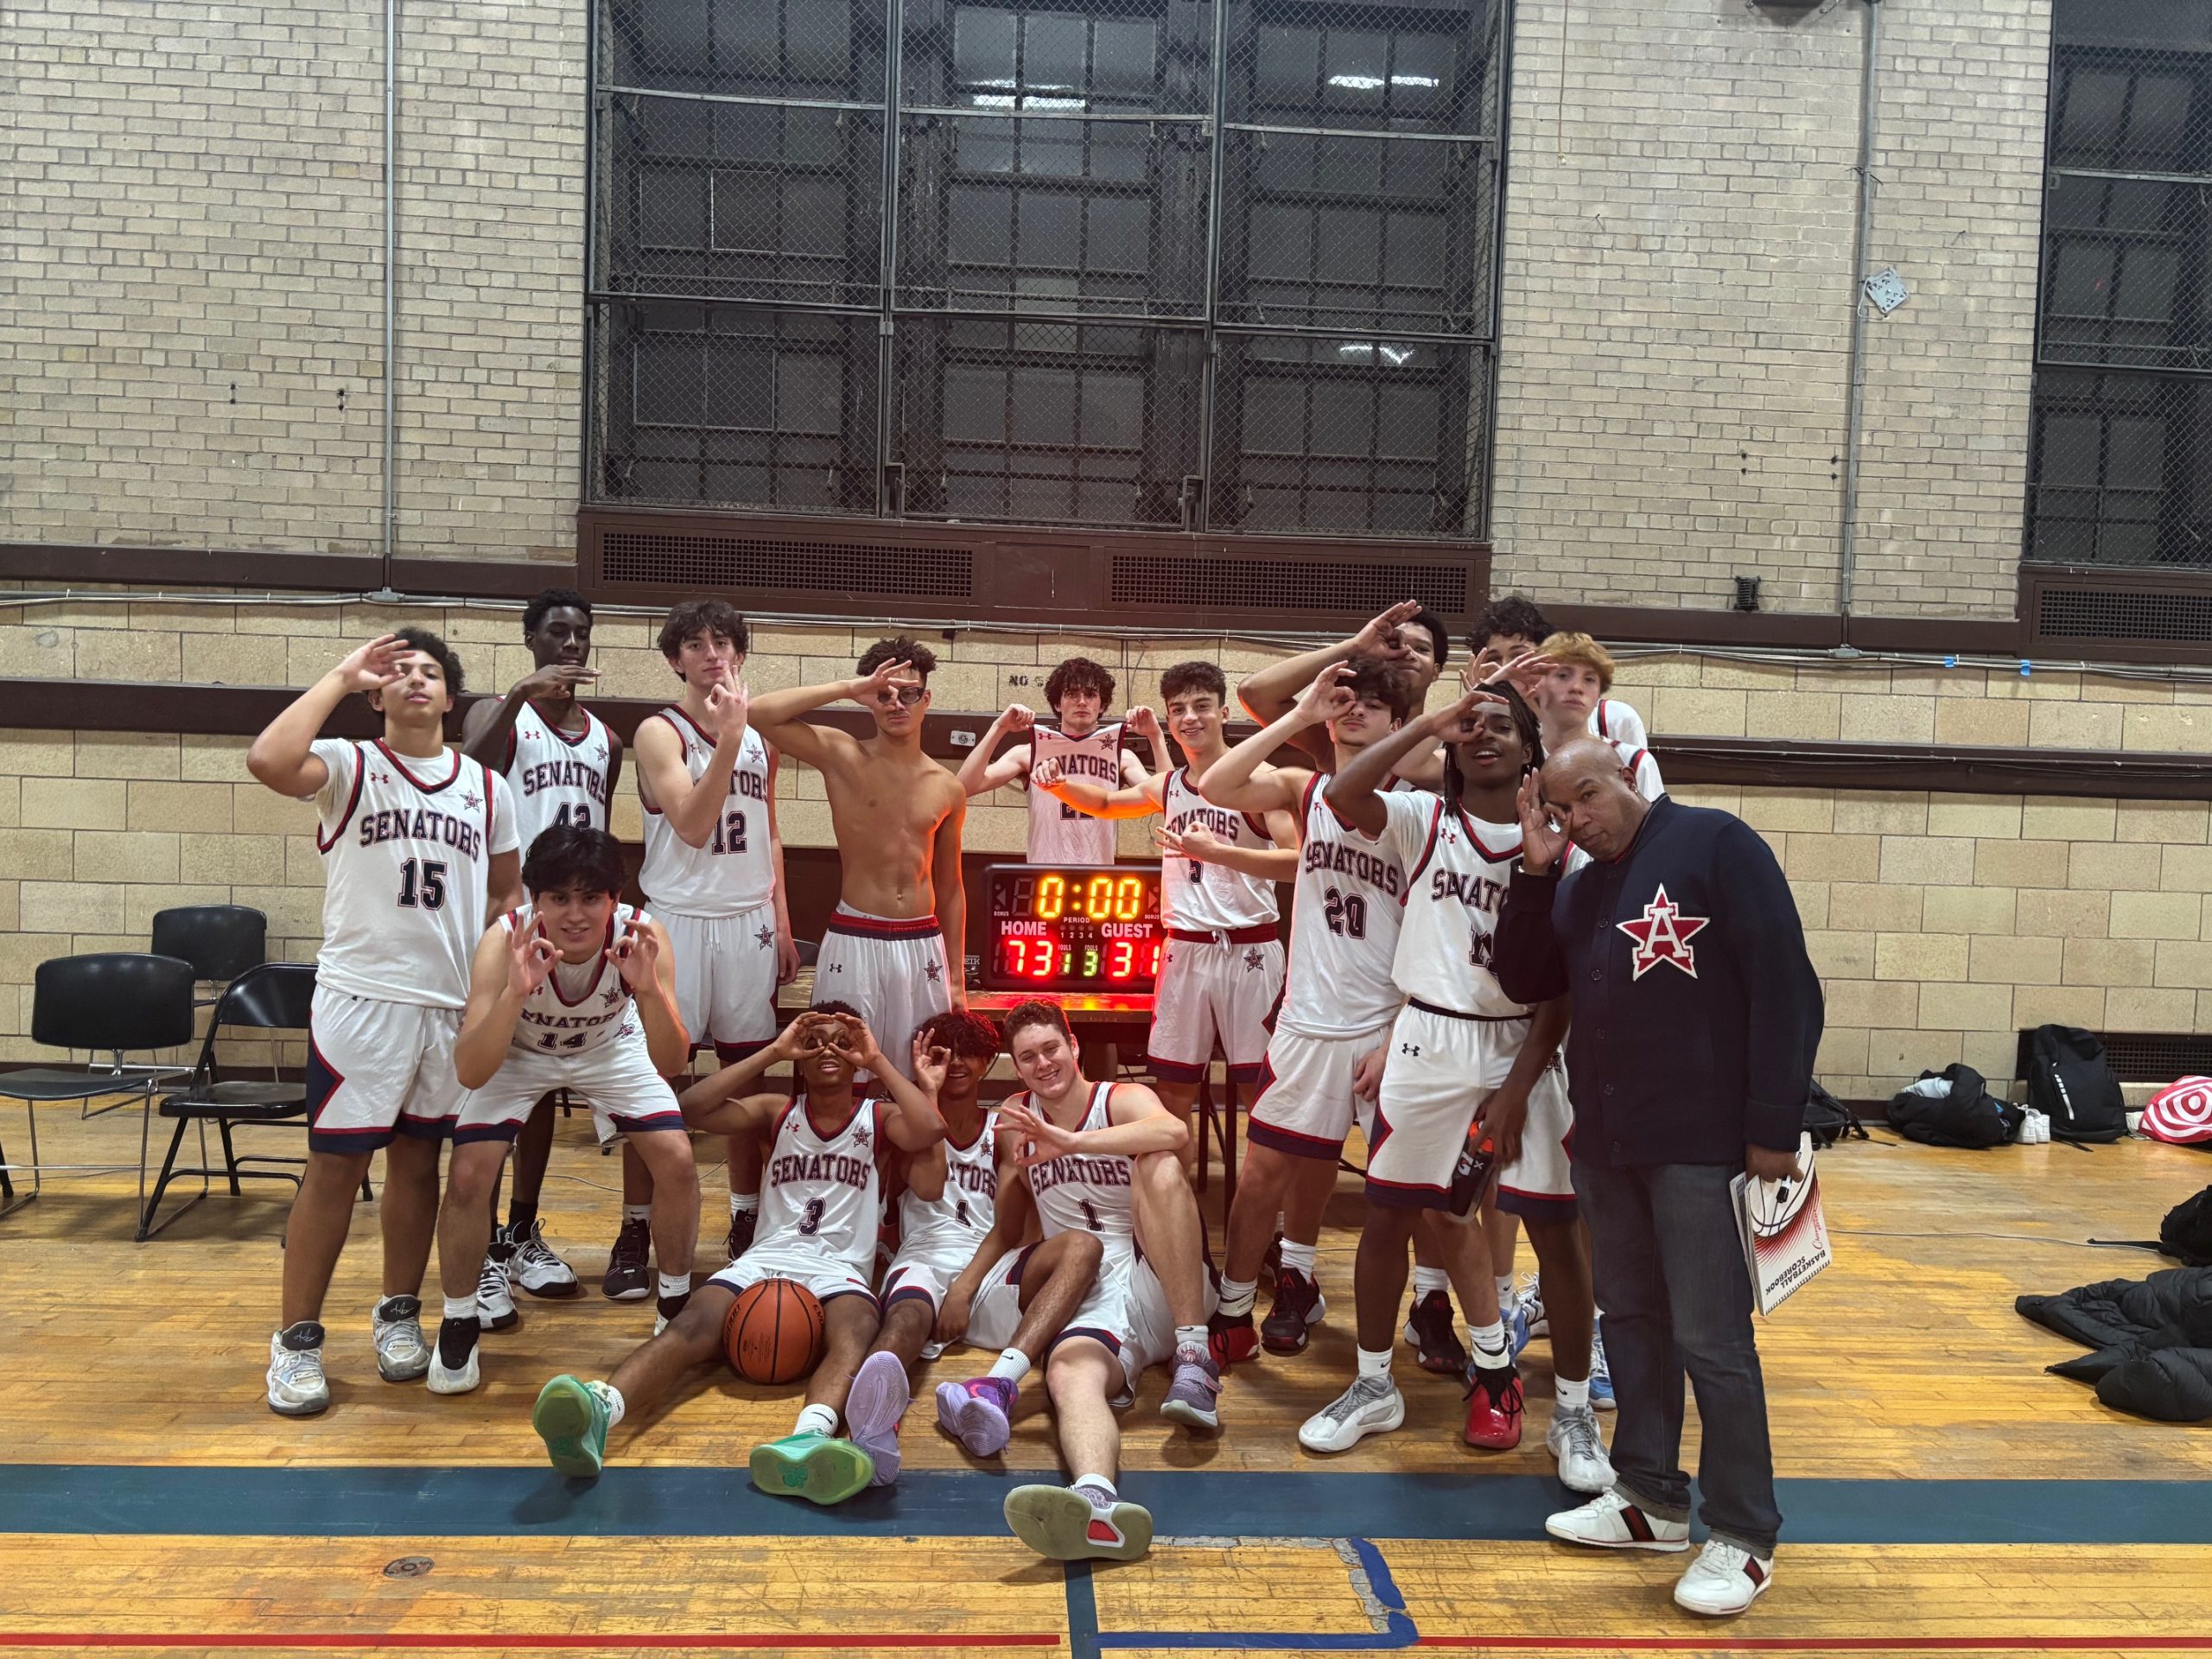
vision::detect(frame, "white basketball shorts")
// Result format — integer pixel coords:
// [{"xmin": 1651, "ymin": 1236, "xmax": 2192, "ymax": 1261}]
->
[
  {"xmin": 1365, "ymin": 999, "xmax": 1535, "ymax": 1210},
  {"xmin": 658, "ymin": 903, "xmax": 780, "ymax": 1061},
  {"xmin": 305, "ymin": 985, "xmax": 462, "ymax": 1154},
  {"xmin": 1147, "ymin": 931, "xmax": 1285, "ymax": 1084},
  {"xmin": 1248, "ymin": 1020, "xmax": 1394, "ymax": 1161}
]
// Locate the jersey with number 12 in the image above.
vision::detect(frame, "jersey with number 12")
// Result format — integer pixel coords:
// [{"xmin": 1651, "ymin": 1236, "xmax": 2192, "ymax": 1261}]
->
[
  {"xmin": 308, "ymin": 738, "xmax": 519, "ymax": 1010},
  {"xmin": 638, "ymin": 707, "xmax": 774, "ymax": 917}
]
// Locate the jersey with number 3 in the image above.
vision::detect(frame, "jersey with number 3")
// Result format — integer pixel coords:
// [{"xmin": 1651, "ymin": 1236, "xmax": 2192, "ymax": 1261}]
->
[
  {"xmin": 760, "ymin": 1093, "xmax": 884, "ymax": 1278},
  {"xmin": 505, "ymin": 900, "xmax": 649, "ymax": 1058},
  {"xmin": 1020, "ymin": 1083, "xmax": 1136, "ymax": 1268},
  {"xmin": 1280, "ymin": 772, "xmax": 1408, "ymax": 1037},
  {"xmin": 1159, "ymin": 766, "xmax": 1278, "ymax": 931},
  {"xmin": 1376, "ymin": 787, "xmax": 1529, "ymax": 1019},
  {"xmin": 639, "ymin": 708, "xmax": 773, "ymax": 917},
  {"xmin": 308, "ymin": 738, "xmax": 519, "ymax": 1010},
  {"xmin": 505, "ymin": 701, "xmax": 613, "ymax": 854}
]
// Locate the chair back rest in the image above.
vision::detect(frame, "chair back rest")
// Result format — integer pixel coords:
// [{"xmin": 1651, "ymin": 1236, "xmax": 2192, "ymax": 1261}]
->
[
  {"xmin": 213, "ymin": 961, "xmax": 317, "ymax": 1033},
  {"xmin": 31, "ymin": 953, "xmax": 199, "ymax": 1053},
  {"xmin": 150, "ymin": 906, "xmax": 268, "ymax": 982}
]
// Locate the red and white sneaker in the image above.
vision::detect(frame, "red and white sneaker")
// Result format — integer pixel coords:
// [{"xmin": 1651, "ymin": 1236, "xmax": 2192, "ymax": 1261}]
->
[
  {"xmin": 1462, "ymin": 1362, "xmax": 1523, "ymax": 1449},
  {"xmin": 1003, "ymin": 1482, "xmax": 1154, "ymax": 1562},
  {"xmin": 1544, "ymin": 1489, "xmax": 1691, "ymax": 1553},
  {"xmin": 1674, "ymin": 1538, "xmax": 1774, "ymax": 1615},
  {"xmin": 1260, "ymin": 1267, "xmax": 1325, "ymax": 1355},
  {"xmin": 1208, "ymin": 1309, "xmax": 1259, "ymax": 1367}
]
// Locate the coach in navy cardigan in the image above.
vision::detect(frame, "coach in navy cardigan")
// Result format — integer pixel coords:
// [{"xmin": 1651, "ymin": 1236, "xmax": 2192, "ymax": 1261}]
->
[{"xmin": 1493, "ymin": 736, "xmax": 1821, "ymax": 1619}]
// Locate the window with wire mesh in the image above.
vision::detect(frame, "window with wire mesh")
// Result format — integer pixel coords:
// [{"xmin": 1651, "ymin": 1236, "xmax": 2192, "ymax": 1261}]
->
[
  {"xmin": 589, "ymin": 0, "xmax": 1508, "ymax": 537},
  {"xmin": 2028, "ymin": 2, "xmax": 2212, "ymax": 567}
]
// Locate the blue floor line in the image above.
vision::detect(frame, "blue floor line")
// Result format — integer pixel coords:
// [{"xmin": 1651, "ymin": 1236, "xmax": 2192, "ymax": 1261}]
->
[
  {"xmin": 2, "ymin": 1465, "xmax": 2209, "ymax": 1546},
  {"xmin": 1063, "ymin": 1560, "xmax": 1100, "ymax": 1659}
]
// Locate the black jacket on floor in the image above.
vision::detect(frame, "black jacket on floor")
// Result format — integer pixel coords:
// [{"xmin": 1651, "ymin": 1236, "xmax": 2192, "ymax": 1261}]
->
[{"xmin": 2016, "ymin": 1267, "xmax": 2212, "ymax": 1423}]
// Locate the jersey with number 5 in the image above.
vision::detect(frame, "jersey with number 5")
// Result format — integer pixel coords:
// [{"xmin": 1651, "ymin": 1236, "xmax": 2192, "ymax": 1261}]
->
[
  {"xmin": 504, "ymin": 900, "xmax": 650, "ymax": 1058},
  {"xmin": 760, "ymin": 1092, "xmax": 883, "ymax": 1280},
  {"xmin": 639, "ymin": 707, "xmax": 774, "ymax": 918},
  {"xmin": 1280, "ymin": 772, "xmax": 1408, "ymax": 1038},
  {"xmin": 308, "ymin": 738, "xmax": 519, "ymax": 1010}
]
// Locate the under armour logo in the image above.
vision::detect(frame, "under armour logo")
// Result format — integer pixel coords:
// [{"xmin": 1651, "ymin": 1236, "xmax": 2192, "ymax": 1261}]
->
[
  {"xmin": 1617, "ymin": 884, "xmax": 1710, "ymax": 981},
  {"xmin": 371, "ymin": 771, "xmax": 392, "ymax": 785}
]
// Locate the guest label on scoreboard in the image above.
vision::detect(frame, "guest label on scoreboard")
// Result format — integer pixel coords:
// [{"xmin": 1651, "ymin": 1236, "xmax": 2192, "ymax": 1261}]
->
[{"xmin": 983, "ymin": 864, "xmax": 1165, "ymax": 992}]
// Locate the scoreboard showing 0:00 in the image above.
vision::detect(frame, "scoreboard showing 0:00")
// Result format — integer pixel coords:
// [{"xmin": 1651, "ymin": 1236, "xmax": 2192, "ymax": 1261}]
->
[{"xmin": 982, "ymin": 863, "xmax": 1166, "ymax": 993}]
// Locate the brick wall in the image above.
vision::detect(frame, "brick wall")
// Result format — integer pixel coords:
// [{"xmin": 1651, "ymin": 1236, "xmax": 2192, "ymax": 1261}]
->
[{"xmin": 1487, "ymin": 0, "xmax": 2047, "ymax": 620}]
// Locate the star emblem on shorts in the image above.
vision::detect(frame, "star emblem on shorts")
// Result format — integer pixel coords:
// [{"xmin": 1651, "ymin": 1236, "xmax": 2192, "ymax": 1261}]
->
[
  {"xmin": 1617, "ymin": 884, "xmax": 1709, "ymax": 980},
  {"xmin": 925, "ymin": 958, "xmax": 944, "ymax": 982},
  {"xmin": 1243, "ymin": 947, "xmax": 1264, "ymax": 971},
  {"xmin": 756, "ymin": 925, "xmax": 776, "ymax": 949}
]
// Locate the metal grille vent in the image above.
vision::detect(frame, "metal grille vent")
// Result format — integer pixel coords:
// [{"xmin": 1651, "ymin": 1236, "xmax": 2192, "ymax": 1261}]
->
[
  {"xmin": 599, "ymin": 531, "xmax": 974, "ymax": 600},
  {"xmin": 1107, "ymin": 553, "xmax": 1468, "ymax": 616},
  {"xmin": 2035, "ymin": 582, "xmax": 2212, "ymax": 645}
]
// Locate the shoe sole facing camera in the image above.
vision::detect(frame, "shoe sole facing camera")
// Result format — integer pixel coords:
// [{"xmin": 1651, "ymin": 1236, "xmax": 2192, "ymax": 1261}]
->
[
  {"xmin": 532, "ymin": 1377, "xmax": 607, "ymax": 1478},
  {"xmin": 1003, "ymin": 1484, "xmax": 1153, "ymax": 1562},
  {"xmin": 843, "ymin": 1351, "xmax": 909, "ymax": 1486},
  {"xmin": 935, "ymin": 1382, "xmax": 1012, "ymax": 1459},
  {"xmin": 748, "ymin": 1437, "xmax": 874, "ymax": 1506}
]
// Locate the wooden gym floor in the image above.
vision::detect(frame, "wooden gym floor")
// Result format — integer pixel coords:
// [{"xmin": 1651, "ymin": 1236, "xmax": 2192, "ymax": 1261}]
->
[{"xmin": 2, "ymin": 1094, "xmax": 2209, "ymax": 1658}]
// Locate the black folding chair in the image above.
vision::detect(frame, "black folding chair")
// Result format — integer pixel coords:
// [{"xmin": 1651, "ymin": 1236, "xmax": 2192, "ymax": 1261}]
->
[
  {"xmin": 0, "ymin": 954, "xmax": 197, "ymax": 1219},
  {"xmin": 150, "ymin": 906, "xmax": 267, "ymax": 1000},
  {"xmin": 140, "ymin": 961, "xmax": 345, "ymax": 1240}
]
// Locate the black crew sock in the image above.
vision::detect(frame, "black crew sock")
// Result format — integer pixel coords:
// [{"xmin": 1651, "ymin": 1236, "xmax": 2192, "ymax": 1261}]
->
[{"xmin": 436, "ymin": 1316, "xmax": 480, "ymax": 1370}]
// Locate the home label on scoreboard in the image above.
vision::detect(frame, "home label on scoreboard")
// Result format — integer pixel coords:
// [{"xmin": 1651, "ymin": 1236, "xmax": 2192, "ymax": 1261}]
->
[{"xmin": 982, "ymin": 863, "xmax": 1165, "ymax": 993}]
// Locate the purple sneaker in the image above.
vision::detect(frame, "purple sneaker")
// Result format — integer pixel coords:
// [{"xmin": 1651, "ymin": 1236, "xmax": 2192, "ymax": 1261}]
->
[
  {"xmin": 843, "ymin": 1351, "xmax": 909, "ymax": 1487},
  {"xmin": 1160, "ymin": 1342, "xmax": 1222, "ymax": 1432},
  {"xmin": 934, "ymin": 1375, "xmax": 1016, "ymax": 1457}
]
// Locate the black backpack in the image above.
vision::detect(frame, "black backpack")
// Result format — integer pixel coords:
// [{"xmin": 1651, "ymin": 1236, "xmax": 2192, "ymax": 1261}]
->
[
  {"xmin": 1804, "ymin": 1081, "xmax": 1866, "ymax": 1149},
  {"xmin": 1888, "ymin": 1063, "xmax": 2024, "ymax": 1149},
  {"xmin": 2026, "ymin": 1025, "xmax": 2127, "ymax": 1143},
  {"xmin": 2163, "ymin": 1186, "xmax": 2212, "ymax": 1267}
]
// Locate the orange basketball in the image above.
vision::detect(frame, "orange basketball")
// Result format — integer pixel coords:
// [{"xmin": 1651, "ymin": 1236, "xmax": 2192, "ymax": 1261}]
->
[{"xmin": 723, "ymin": 1278, "xmax": 825, "ymax": 1385}]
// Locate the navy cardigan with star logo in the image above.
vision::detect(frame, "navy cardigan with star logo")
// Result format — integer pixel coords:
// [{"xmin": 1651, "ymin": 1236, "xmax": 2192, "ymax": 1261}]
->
[{"xmin": 1494, "ymin": 796, "xmax": 1823, "ymax": 1169}]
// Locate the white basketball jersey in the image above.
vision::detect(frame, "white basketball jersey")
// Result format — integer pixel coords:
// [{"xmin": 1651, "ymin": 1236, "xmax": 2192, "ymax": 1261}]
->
[
  {"xmin": 506, "ymin": 900, "xmax": 648, "ymax": 1058},
  {"xmin": 1376, "ymin": 788, "xmax": 1531, "ymax": 1018},
  {"xmin": 505, "ymin": 702, "xmax": 613, "ymax": 855},
  {"xmin": 1027, "ymin": 722, "xmax": 1122, "ymax": 865},
  {"xmin": 308, "ymin": 739, "xmax": 519, "ymax": 1010},
  {"xmin": 896, "ymin": 1107, "xmax": 999, "ymax": 1264},
  {"xmin": 1020, "ymin": 1083, "xmax": 1135, "ymax": 1265},
  {"xmin": 638, "ymin": 709, "xmax": 774, "ymax": 917},
  {"xmin": 760, "ymin": 1094, "xmax": 883, "ymax": 1280},
  {"xmin": 1160, "ymin": 766, "xmax": 1279, "ymax": 931},
  {"xmin": 1592, "ymin": 698, "xmax": 1647, "ymax": 751},
  {"xmin": 1280, "ymin": 772, "xmax": 1408, "ymax": 1037}
]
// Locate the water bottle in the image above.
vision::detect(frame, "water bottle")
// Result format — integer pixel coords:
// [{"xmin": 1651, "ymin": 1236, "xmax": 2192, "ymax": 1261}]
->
[{"xmin": 1448, "ymin": 1135, "xmax": 1498, "ymax": 1217}]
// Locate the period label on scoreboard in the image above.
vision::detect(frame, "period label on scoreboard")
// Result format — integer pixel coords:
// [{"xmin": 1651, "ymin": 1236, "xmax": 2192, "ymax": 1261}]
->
[{"xmin": 983, "ymin": 863, "xmax": 1165, "ymax": 993}]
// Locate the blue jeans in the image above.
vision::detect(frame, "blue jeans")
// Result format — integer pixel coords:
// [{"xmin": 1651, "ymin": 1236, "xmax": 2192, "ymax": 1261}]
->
[{"xmin": 1573, "ymin": 1159, "xmax": 1783, "ymax": 1556}]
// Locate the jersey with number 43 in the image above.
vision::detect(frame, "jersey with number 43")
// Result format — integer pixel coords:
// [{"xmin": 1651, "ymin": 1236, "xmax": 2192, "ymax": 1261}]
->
[
  {"xmin": 504, "ymin": 701, "xmax": 613, "ymax": 854},
  {"xmin": 308, "ymin": 738, "xmax": 520, "ymax": 1010},
  {"xmin": 1376, "ymin": 787, "xmax": 1531, "ymax": 1020},
  {"xmin": 759, "ymin": 1093, "xmax": 884, "ymax": 1280},
  {"xmin": 639, "ymin": 707, "xmax": 774, "ymax": 918},
  {"xmin": 504, "ymin": 900, "xmax": 650, "ymax": 1058},
  {"xmin": 1280, "ymin": 772, "xmax": 1408, "ymax": 1037}
]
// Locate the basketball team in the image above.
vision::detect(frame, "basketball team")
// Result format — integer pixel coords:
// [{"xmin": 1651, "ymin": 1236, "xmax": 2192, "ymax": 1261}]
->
[{"xmin": 243, "ymin": 586, "xmax": 1769, "ymax": 1612}]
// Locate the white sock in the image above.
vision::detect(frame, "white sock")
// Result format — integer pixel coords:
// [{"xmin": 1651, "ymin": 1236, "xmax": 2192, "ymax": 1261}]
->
[
  {"xmin": 1357, "ymin": 1345, "xmax": 1392, "ymax": 1381},
  {"xmin": 589, "ymin": 1380, "xmax": 626, "ymax": 1428},
  {"xmin": 1279, "ymin": 1239, "xmax": 1316, "ymax": 1276},
  {"xmin": 794, "ymin": 1402, "xmax": 838, "ymax": 1438},
  {"xmin": 1217, "ymin": 1275, "xmax": 1258, "ymax": 1318},
  {"xmin": 1173, "ymin": 1324, "xmax": 1207, "ymax": 1353},
  {"xmin": 989, "ymin": 1348, "xmax": 1031, "ymax": 1385},
  {"xmin": 1412, "ymin": 1266, "xmax": 1449, "ymax": 1298},
  {"xmin": 622, "ymin": 1203, "xmax": 650, "ymax": 1224},
  {"xmin": 1074, "ymin": 1473, "xmax": 1116, "ymax": 1503},
  {"xmin": 1468, "ymin": 1320, "xmax": 1509, "ymax": 1369},
  {"xmin": 442, "ymin": 1294, "xmax": 477, "ymax": 1323},
  {"xmin": 1494, "ymin": 1274, "xmax": 1515, "ymax": 1306},
  {"xmin": 657, "ymin": 1271, "xmax": 690, "ymax": 1300},
  {"xmin": 730, "ymin": 1192, "xmax": 757, "ymax": 1217},
  {"xmin": 1556, "ymin": 1376, "xmax": 1590, "ymax": 1411}
]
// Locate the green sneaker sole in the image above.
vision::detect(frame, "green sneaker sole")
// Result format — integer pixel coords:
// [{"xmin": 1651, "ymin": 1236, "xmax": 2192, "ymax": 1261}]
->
[
  {"xmin": 747, "ymin": 1436, "xmax": 875, "ymax": 1506},
  {"xmin": 532, "ymin": 1376, "xmax": 607, "ymax": 1479},
  {"xmin": 1003, "ymin": 1484, "xmax": 1153, "ymax": 1562}
]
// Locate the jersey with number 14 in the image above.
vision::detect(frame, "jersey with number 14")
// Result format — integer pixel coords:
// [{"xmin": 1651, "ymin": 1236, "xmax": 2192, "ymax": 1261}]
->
[
  {"xmin": 639, "ymin": 707, "xmax": 773, "ymax": 918},
  {"xmin": 759, "ymin": 1093, "xmax": 884, "ymax": 1279},
  {"xmin": 505, "ymin": 900, "xmax": 649, "ymax": 1058},
  {"xmin": 1280, "ymin": 772, "xmax": 1408, "ymax": 1037},
  {"xmin": 308, "ymin": 738, "xmax": 520, "ymax": 1010}
]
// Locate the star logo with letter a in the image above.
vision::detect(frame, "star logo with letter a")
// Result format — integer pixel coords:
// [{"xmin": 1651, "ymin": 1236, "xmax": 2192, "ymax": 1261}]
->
[{"xmin": 1617, "ymin": 885, "xmax": 1708, "ymax": 981}]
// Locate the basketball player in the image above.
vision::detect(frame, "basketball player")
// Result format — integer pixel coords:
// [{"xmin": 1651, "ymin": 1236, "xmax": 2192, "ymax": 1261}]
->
[
  {"xmin": 1030, "ymin": 661, "xmax": 1297, "ymax": 1160},
  {"xmin": 746, "ymin": 638, "xmax": 968, "ymax": 1065},
  {"xmin": 1306, "ymin": 685, "xmax": 1613, "ymax": 1495},
  {"xmin": 1236, "ymin": 600, "xmax": 1452, "ymax": 763},
  {"xmin": 992, "ymin": 1001, "xmax": 1223, "ymax": 1563},
  {"xmin": 529, "ymin": 1007, "xmax": 946, "ymax": 1497},
  {"xmin": 1468, "ymin": 595, "xmax": 1647, "ymax": 750},
  {"xmin": 429, "ymin": 826, "xmax": 694, "ymax": 1394},
  {"xmin": 957, "ymin": 657, "xmax": 1164, "ymax": 863},
  {"xmin": 836, "ymin": 1009, "xmax": 1108, "ymax": 1481},
  {"xmin": 459, "ymin": 587, "xmax": 620, "ymax": 1318},
  {"xmin": 1193, "ymin": 659, "xmax": 1418, "ymax": 1364},
  {"xmin": 622, "ymin": 600, "xmax": 799, "ymax": 1300},
  {"xmin": 246, "ymin": 631, "xmax": 521, "ymax": 1415}
]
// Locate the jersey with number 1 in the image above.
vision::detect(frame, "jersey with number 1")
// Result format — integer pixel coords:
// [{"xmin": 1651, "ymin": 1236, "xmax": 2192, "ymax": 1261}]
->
[
  {"xmin": 1280, "ymin": 772, "xmax": 1408, "ymax": 1037},
  {"xmin": 760, "ymin": 1093, "xmax": 884, "ymax": 1278},
  {"xmin": 638, "ymin": 707, "xmax": 773, "ymax": 917},
  {"xmin": 308, "ymin": 739, "xmax": 520, "ymax": 1010},
  {"xmin": 1159, "ymin": 766, "xmax": 1278, "ymax": 931},
  {"xmin": 504, "ymin": 701, "xmax": 613, "ymax": 855},
  {"xmin": 1021, "ymin": 1083, "xmax": 1135, "ymax": 1268}
]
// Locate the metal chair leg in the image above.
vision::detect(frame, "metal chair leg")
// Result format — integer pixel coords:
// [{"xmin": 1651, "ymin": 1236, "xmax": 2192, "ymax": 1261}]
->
[
  {"xmin": 137, "ymin": 1115, "xmax": 204, "ymax": 1240},
  {"xmin": 219, "ymin": 1119, "xmax": 244, "ymax": 1196}
]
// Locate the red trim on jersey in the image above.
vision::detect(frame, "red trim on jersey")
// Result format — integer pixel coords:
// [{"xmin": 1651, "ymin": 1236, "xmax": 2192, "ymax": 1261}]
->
[
  {"xmin": 501, "ymin": 726, "xmax": 518, "ymax": 773},
  {"xmin": 315, "ymin": 741, "xmax": 368, "ymax": 853},
  {"xmin": 373, "ymin": 740, "xmax": 463, "ymax": 794},
  {"xmin": 665, "ymin": 705, "xmax": 713, "ymax": 746},
  {"xmin": 1241, "ymin": 810, "xmax": 1274, "ymax": 842},
  {"xmin": 1455, "ymin": 805, "xmax": 1522, "ymax": 865},
  {"xmin": 637, "ymin": 710, "xmax": 690, "ymax": 817},
  {"xmin": 1596, "ymin": 702, "xmax": 1612, "ymax": 740},
  {"xmin": 941, "ymin": 1107, "xmax": 994, "ymax": 1155},
  {"xmin": 1401, "ymin": 798, "xmax": 1446, "ymax": 902},
  {"xmin": 481, "ymin": 759, "xmax": 499, "ymax": 849},
  {"xmin": 802, "ymin": 1090, "xmax": 870, "ymax": 1144},
  {"xmin": 536, "ymin": 706, "xmax": 596, "ymax": 747}
]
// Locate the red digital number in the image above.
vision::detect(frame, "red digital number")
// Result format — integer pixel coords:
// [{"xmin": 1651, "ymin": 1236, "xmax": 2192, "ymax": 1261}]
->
[
  {"xmin": 1107, "ymin": 939, "xmax": 1133, "ymax": 980},
  {"xmin": 1032, "ymin": 940, "xmax": 1055, "ymax": 981},
  {"xmin": 1145, "ymin": 941, "xmax": 1162, "ymax": 978}
]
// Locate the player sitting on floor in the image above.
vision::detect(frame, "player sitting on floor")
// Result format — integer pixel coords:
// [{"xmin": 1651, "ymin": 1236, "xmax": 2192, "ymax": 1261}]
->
[
  {"xmin": 529, "ymin": 1007, "xmax": 947, "ymax": 1496},
  {"xmin": 430, "ymin": 825, "xmax": 695, "ymax": 1395},
  {"xmin": 837, "ymin": 1009, "xmax": 1108, "ymax": 1482},
  {"xmin": 993, "ymin": 1001, "xmax": 1221, "ymax": 1563}
]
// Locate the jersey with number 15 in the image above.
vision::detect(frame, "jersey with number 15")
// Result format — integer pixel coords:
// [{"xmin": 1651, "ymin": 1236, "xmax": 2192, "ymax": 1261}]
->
[
  {"xmin": 308, "ymin": 738, "xmax": 520, "ymax": 1011},
  {"xmin": 638, "ymin": 707, "xmax": 775, "ymax": 918}
]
